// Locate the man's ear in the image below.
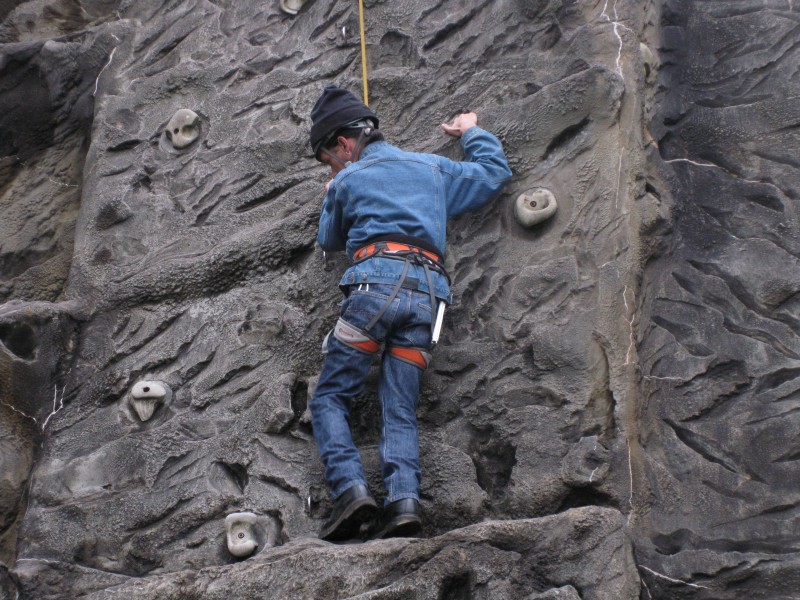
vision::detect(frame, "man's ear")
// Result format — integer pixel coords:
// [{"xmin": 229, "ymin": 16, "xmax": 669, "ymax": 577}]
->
[{"xmin": 337, "ymin": 135, "xmax": 353, "ymax": 156}]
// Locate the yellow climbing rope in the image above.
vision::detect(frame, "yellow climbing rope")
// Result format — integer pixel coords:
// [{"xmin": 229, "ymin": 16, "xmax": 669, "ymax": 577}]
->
[{"xmin": 358, "ymin": 0, "xmax": 369, "ymax": 106}]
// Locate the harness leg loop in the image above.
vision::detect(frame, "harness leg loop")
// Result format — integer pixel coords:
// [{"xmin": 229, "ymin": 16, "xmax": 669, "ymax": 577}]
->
[
  {"xmin": 333, "ymin": 318, "xmax": 381, "ymax": 354},
  {"xmin": 387, "ymin": 346, "xmax": 432, "ymax": 370}
]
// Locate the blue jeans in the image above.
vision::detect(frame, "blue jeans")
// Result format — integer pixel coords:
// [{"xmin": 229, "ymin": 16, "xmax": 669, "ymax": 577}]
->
[{"xmin": 310, "ymin": 284, "xmax": 434, "ymax": 504}]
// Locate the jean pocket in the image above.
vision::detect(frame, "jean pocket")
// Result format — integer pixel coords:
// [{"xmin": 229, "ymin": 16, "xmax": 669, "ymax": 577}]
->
[{"xmin": 342, "ymin": 290, "xmax": 386, "ymax": 326}]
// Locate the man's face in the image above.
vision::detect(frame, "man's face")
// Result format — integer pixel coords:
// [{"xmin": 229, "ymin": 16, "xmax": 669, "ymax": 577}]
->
[{"xmin": 319, "ymin": 136, "xmax": 351, "ymax": 178}]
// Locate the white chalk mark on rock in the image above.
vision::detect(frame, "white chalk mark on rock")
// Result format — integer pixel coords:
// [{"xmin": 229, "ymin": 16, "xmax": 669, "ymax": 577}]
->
[
  {"xmin": 589, "ymin": 467, "xmax": 599, "ymax": 482},
  {"xmin": 94, "ymin": 45, "xmax": 118, "ymax": 97},
  {"xmin": 12, "ymin": 155, "xmax": 79, "ymax": 189},
  {"xmin": 0, "ymin": 399, "xmax": 39, "ymax": 426},
  {"xmin": 639, "ymin": 566, "xmax": 711, "ymax": 590},
  {"xmin": 664, "ymin": 156, "xmax": 790, "ymax": 196},
  {"xmin": 627, "ymin": 439, "xmax": 634, "ymax": 521},
  {"xmin": 622, "ymin": 285, "xmax": 635, "ymax": 365},
  {"xmin": 600, "ymin": 0, "xmax": 631, "ymax": 77},
  {"xmin": 641, "ymin": 577, "xmax": 652, "ymax": 599},
  {"xmin": 41, "ymin": 384, "xmax": 66, "ymax": 430},
  {"xmin": 665, "ymin": 157, "xmax": 720, "ymax": 169}
]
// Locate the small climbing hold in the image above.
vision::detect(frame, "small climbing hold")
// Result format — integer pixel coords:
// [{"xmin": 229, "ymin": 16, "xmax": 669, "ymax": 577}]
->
[
  {"xmin": 560, "ymin": 436, "xmax": 610, "ymax": 487},
  {"xmin": 165, "ymin": 109, "xmax": 200, "ymax": 149},
  {"xmin": 640, "ymin": 43, "xmax": 656, "ymax": 83},
  {"xmin": 280, "ymin": 0, "xmax": 307, "ymax": 15},
  {"xmin": 129, "ymin": 380, "xmax": 169, "ymax": 422},
  {"xmin": 514, "ymin": 188, "xmax": 558, "ymax": 228},
  {"xmin": 225, "ymin": 512, "xmax": 259, "ymax": 558}
]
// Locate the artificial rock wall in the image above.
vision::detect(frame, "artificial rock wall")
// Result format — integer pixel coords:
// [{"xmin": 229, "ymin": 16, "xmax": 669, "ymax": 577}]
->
[{"xmin": 0, "ymin": 0, "xmax": 798, "ymax": 599}]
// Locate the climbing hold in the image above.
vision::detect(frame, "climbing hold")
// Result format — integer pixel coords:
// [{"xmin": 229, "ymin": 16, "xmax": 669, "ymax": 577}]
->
[
  {"xmin": 514, "ymin": 188, "xmax": 558, "ymax": 227},
  {"xmin": 560, "ymin": 436, "xmax": 609, "ymax": 487},
  {"xmin": 280, "ymin": 0, "xmax": 307, "ymax": 15},
  {"xmin": 165, "ymin": 109, "xmax": 200, "ymax": 149},
  {"xmin": 129, "ymin": 380, "xmax": 169, "ymax": 422},
  {"xmin": 225, "ymin": 512, "xmax": 259, "ymax": 558},
  {"xmin": 640, "ymin": 43, "xmax": 656, "ymax": 83}
]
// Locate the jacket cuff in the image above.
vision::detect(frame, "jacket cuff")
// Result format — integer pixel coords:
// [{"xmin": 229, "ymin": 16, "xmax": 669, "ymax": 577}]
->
[{"xmin": 460, "ymin": 126, "xmax": 483, "ymax": 146}]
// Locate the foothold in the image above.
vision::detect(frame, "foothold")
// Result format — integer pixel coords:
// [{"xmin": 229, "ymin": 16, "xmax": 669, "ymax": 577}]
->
[
  {"xmin": 560, "ymin": 436, "xmax": 610, "ymax": 487},
  {"xmin": 640, "ymin": 43, "xmax": 656, "ymax": 83},
  {"xmin": 95, "ymin": 198, "xmax": 133, "ymax": 230},
  {"xmin": 165, "ymin": 109, "xmax": 200, "ymax": 149},
  {"xmin": 280, "ymin": 0, "xmax": 308, "ymax": 15},
  {"xmin": 514, "ymin": 188, "xmax": 558, "ymax": 228},
  {"xmin": 225, "ymin": 512, "xmax": 259, "ymax": 558},
  {"xmin": 129, "ymin": 380, "xmax": 169, "ymax": 422}
]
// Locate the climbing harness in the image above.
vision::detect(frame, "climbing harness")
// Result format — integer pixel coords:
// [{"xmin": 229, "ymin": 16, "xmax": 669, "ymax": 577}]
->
[
  {"xmin": 353, "ymin": 241, "xmax": 443, "ymax": 265},
  {"xmin": 352, "ymin": 239, "xmax": 449, "ymax": 342},
  {"xmin": 326, "ymin": 239, "xmax": 449, "ymax": 369}
]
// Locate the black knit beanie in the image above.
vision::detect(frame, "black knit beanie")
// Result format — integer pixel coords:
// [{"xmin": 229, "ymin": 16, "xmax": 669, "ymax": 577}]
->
[{"xmin": 309, "ymin": 86, "xmax": 378, "ymax": 158}]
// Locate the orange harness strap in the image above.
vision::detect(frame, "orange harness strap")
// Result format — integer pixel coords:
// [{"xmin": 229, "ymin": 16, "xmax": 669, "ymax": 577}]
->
[
  {"xmin": 332, "ymin": 320, "xmax": 431, "ymax": 369},
  {"xmin": 353, "ymin": 241, "xmax": 442, "ymax": 265},
  {"xmin": 387, "ymin": 346, "xmax": 431, "ymax": 370}
]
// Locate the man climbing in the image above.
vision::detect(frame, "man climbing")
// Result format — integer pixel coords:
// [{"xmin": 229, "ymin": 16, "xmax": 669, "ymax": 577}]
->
[{"xmin": 308, "ymin": 85, "xmax": 511, "ymax": 541}]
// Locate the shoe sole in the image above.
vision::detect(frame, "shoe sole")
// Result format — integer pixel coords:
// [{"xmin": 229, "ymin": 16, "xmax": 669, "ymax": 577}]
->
[
  {"xmin": 320, "ymin": 498, "xmax": 378, "ymax": 542},
  {"xmin": 374, "ymin": 514, "xmax": 422, "ymax": 539}
]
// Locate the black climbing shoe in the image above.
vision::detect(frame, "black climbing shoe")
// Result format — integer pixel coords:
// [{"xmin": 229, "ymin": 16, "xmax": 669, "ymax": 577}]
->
[
  {"xmin": 372, "ymin": 498, "xmax": 422, "ymax": 539},
  {"xmin": 319, "ymin": 484, "xmax": 378, "ymax": 542}
]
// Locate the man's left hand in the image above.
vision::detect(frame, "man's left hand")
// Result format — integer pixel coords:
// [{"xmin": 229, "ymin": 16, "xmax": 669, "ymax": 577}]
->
[{"xmin": 441, "ymin": 112, "xmax": 478, "ymax": 137}]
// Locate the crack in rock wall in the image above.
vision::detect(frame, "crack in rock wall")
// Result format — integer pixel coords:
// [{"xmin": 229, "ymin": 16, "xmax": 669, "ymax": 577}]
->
[{"xmin": 0, "ymin": 0, "xmax": 797, "ymax": 598}]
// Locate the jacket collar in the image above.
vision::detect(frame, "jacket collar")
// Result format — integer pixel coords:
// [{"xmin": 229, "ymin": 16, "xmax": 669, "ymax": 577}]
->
[{"xmin": 358, "ymin": 140, "xmax": 389, "ymax": 160}]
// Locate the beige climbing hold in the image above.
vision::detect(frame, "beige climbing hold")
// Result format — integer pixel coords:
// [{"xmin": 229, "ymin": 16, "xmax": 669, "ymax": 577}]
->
[
  {"xmin": 165, "ymin": 109, "xmax": 200, "ymax": 149},
  {"xmin": 640, "ymin": 43, "xmax": 656, "ymax": 83},
  {"xmin": 130, "ymin": 381, "xmax": 168, "ymax": 422},
  {"xmin": 280, "ymin": 0, "xmax": 307, "ymax": 15},
  {"xmin": 514, "ymin": 188, "xmax": 558, "ymax": 227},
  {"xmin": 225, "ymin": 512, "xmax": 259, "ymax": 558}
]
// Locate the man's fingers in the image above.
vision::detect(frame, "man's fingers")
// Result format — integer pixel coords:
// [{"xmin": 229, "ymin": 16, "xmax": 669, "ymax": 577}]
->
[{"xmin": 441, "ymin": 123, "xmax": 460, "ymax": 137}]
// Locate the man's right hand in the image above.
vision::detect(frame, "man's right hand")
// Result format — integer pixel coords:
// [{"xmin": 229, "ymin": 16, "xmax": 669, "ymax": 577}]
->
[{"xmin": 441, "ymin": 112, "xmax": 478, "ymax": 137}]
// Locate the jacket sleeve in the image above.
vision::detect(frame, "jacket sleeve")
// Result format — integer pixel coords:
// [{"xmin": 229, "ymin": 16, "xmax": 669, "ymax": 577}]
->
[
  {"xmin": 317, "ymin": 185, "xmax": 348, "ymax": 252},
  {"xmin": 438, "ymin": 126, "xmax": 512, "ymax": 217}
]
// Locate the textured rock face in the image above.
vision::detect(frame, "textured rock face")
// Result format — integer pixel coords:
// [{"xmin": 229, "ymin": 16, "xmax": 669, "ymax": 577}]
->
[
  {"xmin": 635, "ymin": 1, "xmax": 800, "ymax": 597},
  {"xmin": 0, "ymin": 0, "xmax": 797, "ymax": 598}
]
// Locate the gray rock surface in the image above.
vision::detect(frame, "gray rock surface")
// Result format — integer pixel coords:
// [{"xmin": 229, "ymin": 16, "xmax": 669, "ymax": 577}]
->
[
  {"xmin": 18, "ymin": 508, "xmax": 638, "ymax": 600},
  {"xmin": 0, "ymin": 0, "xmax": 797, "ymax": 598}
]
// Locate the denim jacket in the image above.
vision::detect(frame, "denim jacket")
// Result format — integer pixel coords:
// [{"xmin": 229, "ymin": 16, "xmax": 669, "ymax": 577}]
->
[{"xmin": 317, "ymin": 126, "xmax": 512, "ymax": 302}]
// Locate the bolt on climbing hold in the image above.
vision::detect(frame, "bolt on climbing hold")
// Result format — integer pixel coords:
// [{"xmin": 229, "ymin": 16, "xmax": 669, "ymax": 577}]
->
[
  {"xmin": 129, "ymin": 380, "xmax": 169, "ymax": 421},
  {"xmin": 514, "ymin": 188, "xmax": 558, "ymax": 227},
  {"xmin": 280, "ymin": 0, "xmax": 307, "ymax": 15},
  {"xmin": 225, "ymin": 512, "xmax": 259, "ymax": 558},
  {"xmin": 165, "ymin": 109, "xmax": 201, "ymax": 149}
]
